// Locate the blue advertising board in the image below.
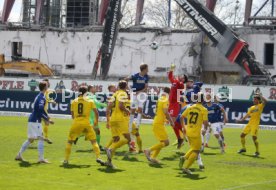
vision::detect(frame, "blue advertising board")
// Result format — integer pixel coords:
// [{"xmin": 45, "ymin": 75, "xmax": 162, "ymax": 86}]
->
[{"xmin": 0, "ymin": 90, "xmax": 275, "ymax": 125}]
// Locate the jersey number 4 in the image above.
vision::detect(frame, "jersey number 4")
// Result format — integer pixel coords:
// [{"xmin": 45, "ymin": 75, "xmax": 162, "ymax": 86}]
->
[
  {"xmin": 189, "ymin": 112, "xmax": 199, "ymax": 124},
  {"xmin": 78, "ymin": 103, "xmax": 84, "ymax": 114}
]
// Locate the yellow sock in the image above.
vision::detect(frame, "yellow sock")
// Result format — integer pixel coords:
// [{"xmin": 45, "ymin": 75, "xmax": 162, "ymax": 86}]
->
[
  {"xmin": 241, "ymin": 137, "xmax": 246, "ymax": 149},
  {"xmin": 184, "ymin": 148, "xmax": 193, "ymax": 160},
  {"xmin": 180, "ymin": 131, "xmax": 184, "ymax": 139},
  {"xmin": 136, "ymin": 136, "xmax": 142, "ymax": 151},
  {"xmin": 43, "ymin": 123, "xmax": 49, "ymax": 138},
  {"xmin": 254, "ymin": 139, "xmax": 259, "ymax": 152},
  {"xmin": 184, "ymin": 151, "xmax": 198, "ymax": 169},
  {"xmin": 65, "ymin": 143, "xmax": 72, "ymax": 161},
  {"xmin": 92, "ymin": 143, "xmax": 101, "ymax": 159},
  {"xmin": 110, "ymin": 138, "xmax": 128, "ymax": 151},
  {"xmin": 106, "ymin": 139, "xmax": 113, "ymax": 148},
  {"xmin": 151, "ymin": 148, "xmax": 161, "ymax": 159},
  {"xmin": 150, "ymin": 142, "xmax": 165, "ymax": 152}
]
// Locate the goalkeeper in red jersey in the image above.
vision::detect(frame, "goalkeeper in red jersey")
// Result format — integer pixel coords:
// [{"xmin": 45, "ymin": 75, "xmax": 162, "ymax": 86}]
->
[{"xmin": 167, "ymin": 64, "xmax": 188, "ymax": 149}]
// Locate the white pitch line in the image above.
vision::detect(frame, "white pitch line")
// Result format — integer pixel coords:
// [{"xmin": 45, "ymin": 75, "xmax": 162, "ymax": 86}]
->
[{"xmin": 223, "ymin": 179, "xmax": 276, "ymax": 190}]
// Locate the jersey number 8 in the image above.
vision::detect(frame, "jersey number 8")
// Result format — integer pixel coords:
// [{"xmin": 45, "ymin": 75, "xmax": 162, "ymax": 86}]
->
[{"xmin": 78, "ymin": 103, "xmax": 84, "ymax": 114}]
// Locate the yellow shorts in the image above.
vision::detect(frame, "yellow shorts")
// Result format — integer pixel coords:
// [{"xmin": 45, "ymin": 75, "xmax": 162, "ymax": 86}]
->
[
  {"xmin": 68, "ymin": 122, "xmax": 96, "ymax": 141},
  {"xmin": 187, "ymin": 136, "xmax": 201, "ymax": 151},
  {"xmin": 153, "ymin": 124, "xmax": 168, "ymax": 141},
  {"xmin": 110, "ymin": 120, "xmax": 129, "ymax": 137},
  {"xmin": 131, "ymin": 122, "xmax": 139, "ymax": 136},
  {"xmin": 243, "ymin": 124, "xmax": 259, "ymax": 136}
]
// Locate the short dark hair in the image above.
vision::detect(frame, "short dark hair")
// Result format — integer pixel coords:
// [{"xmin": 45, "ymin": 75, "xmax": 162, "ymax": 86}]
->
[
  {"xmin": 118, "ymin": 80, "xmax": 127, "ymax": 90},
  {"xmin": 79, "ymin": 86, "xmax": 88, "ymax": 95},
  {"xmin": 88, "ymin": 85, "xmax": 94, "ymax": 92},
  {"xmin": 163, "ymin": 87, "xmax": 170, "ymax": 94},
  {"xmin": 39, "ymin": 82, "xmax": 47, "ymax": 91},
  {"xmin": 108, "ymin": 84, "xmax": 116, "ymax": 91},
  {"xmin": 140, "ymin": 63, "xmax": 148, "ymax": 72},
  {"xmin": 254, "ymin": 95, "xmax": 261, "ymax": 101}
]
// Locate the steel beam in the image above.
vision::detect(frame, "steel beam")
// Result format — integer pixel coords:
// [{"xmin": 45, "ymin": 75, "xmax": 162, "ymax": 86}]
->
[
  {"xmin": 1, "ymin": 0, "xmax": 15, "ymax": 23},
  {"xmin": 98, "ymin": 0, "xmax": 110, "ymax": 25},
  {"xmin": 206, "ymin": 0, "xmax": 217, "ymax": 12},
  {"xmin": 135, "ymin": 0, "xmax": 145, "ymax": 25},
  {"xmin": 34, "ymin": 0, "xmax": 44, "ymax": 24}
]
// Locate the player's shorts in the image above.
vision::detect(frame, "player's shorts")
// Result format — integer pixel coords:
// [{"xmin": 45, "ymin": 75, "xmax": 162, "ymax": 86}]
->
[
  {"xmin": 242, "ymin": 124, "xmax": 259, "ymax": 136},
  {"xmin": 131, "ymin": 122, "xmax": 139, "ymax": 136},
  {"xmin": 153, "ymin": 124, "xmax": 168, "ymax": 141},
  {"xmin": 130, "ymin": 93, "xmax": 148, "ymax": 109},
  {"xmin": 28, "ymin": 122, "xmax": 43, "ymax": 139},
  {"xmin": 168, "ymin": 102, "xmax": 181, "ymax": 117},
  {"xmin": 68, "ymin": 122, "xmax": 96, "ymax": 141},
  {"xmin": 187, "ymin": 136, "xmax": 202, "ymax": 151},
  {"xmin": 110, "ymin": 120, "xmax": 129, "ymax": 137},
  {"xmin": 211, "ymin": 122, "xmax": 222, "ymax": 135}
]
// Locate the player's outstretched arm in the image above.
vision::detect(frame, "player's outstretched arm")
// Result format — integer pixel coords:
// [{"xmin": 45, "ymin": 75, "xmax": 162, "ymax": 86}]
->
[
  {"xmin": 164, "ymin": 108, "xmax": 174, "ymax": 127},
  {"xmin": 221, "ymin": 108, "xmax": 228, "ymax": 124},
  {"xmin": 119, "ymin": 101, "xmax": 130, "ymax": 115},
  {"xmin": 261, "ymin": 95, "xmax": 268, "ymax": 106},
  {"xmin": 106, "ymin": 102, "xmax": 113, "ymax": 129},
  {"xmin": 93, "ymin": 108, "xmax": 99, "ymax": 127},
  {"xmin": 236, "ymin": 114, "xmax": 249, "ymax": 123}
]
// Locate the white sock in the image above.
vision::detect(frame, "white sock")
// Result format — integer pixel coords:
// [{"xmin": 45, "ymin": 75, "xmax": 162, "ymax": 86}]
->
[
  {"xmin": 218, "ymin": 137, "xmax": 224, "ymax": 149},
  {"xmin": 136, "ymin": 113, "xmax": 142, "ymax": 128},
  {"xmin": 205, "ymin": 131, "xmax": 211, "ymax": 144},
  {"xmin": 38, "ymin": 139, "xmax": 44, "ymax": 160},
  {"xmin": 197, "ymin": 154, "xmax": 203, "ymax": 166},
  {"xmin": 129, "ymin": 114, "xmax": 135, "ymax": 142},
  {"xmin": 19, "ymin": 140, "xmax": 31, "ymax": 155}
]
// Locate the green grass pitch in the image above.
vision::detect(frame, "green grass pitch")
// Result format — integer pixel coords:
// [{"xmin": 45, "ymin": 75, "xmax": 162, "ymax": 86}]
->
[{"xmin": 0, "ymin": 116, "xmax": 276, "ymax": 190}]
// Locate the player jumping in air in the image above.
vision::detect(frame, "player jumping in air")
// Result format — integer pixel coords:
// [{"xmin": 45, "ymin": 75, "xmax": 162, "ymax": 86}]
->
[
  {"xmin": 63, "ymin": 86, "xmax": 105, "ymax": 166},
  {"xmin": 105, "ymin": 80, "xmax": 131, "ymax": 168},
  {"xmin": 179, "ymin": 92, "xmax": 208, "ymax": 175},
  {"xmin": 167, "ymin": 64, "xmax": 187, "ymax": 149},
  {"xmin": 204, "ymin": 94, "xmax": 228, "ymax": 153},
  {"xmin": 125, "ymin": 63, "xmax": 149, "ymax": 151},
  {"xmin": 42, "ymin": 78, "xmax": 57, "ymax": 144},
  {"xmin": 15, "ymin": 81, "xmax": 54, "ymax": 163},
  {"xmin": 144, "ymin": 87, "xmax": 174, "ymax": 164},
  {"xmin": 236, "ymin": 94, "xmax": 267, "ymax": 157}
]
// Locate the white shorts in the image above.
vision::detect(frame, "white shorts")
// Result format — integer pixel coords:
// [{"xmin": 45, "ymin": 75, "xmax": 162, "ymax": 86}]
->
[
  {"xmin": 211, "ymin": 122, "xmax": 221, "ymax": 135},
  {"xmin": 28, "ymin": 122, "xmax": 43, "ymax": 139},
  {"xmin": 130, "ymin": 92, "xmax": 148, "ymax": 109}
]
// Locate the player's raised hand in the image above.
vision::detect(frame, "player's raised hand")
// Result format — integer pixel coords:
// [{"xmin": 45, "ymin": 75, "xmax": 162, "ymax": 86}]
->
[
  {"xmin": 170, "ymin": 63, "xmax": 176, "ymax": 71},
  {"xmin": 106, "ymin": 123, "xmax": 111, "ymax": 129}
]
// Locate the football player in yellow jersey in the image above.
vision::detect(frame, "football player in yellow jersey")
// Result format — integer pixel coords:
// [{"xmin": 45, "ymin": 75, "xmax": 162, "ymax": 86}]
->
[
  {"xmin": 144, "ymin": 87, "xmax": 174, "ymax": 164},
  {"xmin": 236, "ymin": 94, "xmax": 267, "ymax": 157},
  {"xmin": 42, "ymin": 79, "xmax": 57, "ymax": 144},
  {"xmin": 63, "ymin": 86, "xmax": 105, "ymax": 166},
  {"xmin": 105, "ymin": 80, "xmax": 131, "ymax": 168},
  {"xmin": 179, "ymin": 92, "xmax": 208, "ymax": 175}
]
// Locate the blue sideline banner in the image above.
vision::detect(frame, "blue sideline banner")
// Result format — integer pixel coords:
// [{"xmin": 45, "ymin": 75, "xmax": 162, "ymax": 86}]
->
[{"xmin": 0, "ymin": 90, "xmax": 275, "ymax": 125}]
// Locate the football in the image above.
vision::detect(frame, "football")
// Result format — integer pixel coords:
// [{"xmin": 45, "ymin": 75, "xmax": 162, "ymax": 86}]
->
[{"xmin": 150, "ymin": 41, "xmax": 159, "ymax": 50}]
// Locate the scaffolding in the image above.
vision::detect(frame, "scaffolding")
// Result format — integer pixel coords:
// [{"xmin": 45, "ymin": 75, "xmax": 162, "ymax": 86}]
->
[{"xmin": 20, "ymin": 0, "xmax": 98, "ymax": 28}]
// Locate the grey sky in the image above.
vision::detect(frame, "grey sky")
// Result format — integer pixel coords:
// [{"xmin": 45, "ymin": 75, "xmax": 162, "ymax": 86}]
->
[{"xmin": 0, "ymin": 0, "xmax": 268, "ymax": 23}]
